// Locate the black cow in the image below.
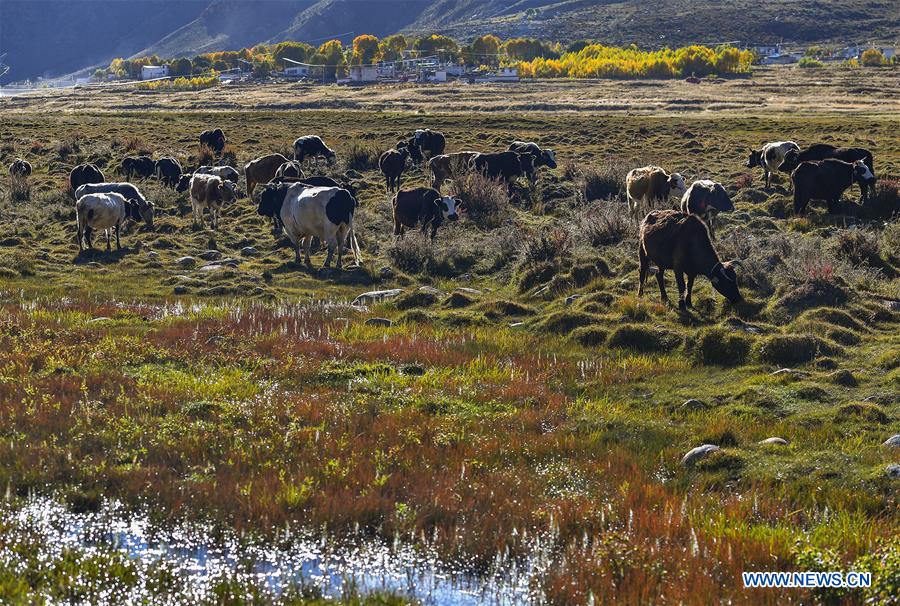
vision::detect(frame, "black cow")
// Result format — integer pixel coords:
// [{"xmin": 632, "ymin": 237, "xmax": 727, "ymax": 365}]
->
[
  {"xmin": 379, "ymin": 147, "xmax": 409, "ymax": 192},
  {"xmin": 780, "ymin": 144, "xmax": 875, "ymax": 200},
  {"xmin": 69, "ymin": 163, "xmax": 105, "ymax": 193},
  {"xmin": 680, "ymin": 179, "xmax": 734, "ymax": 239},
  {"xmin": 508, "ymin": 141, "xmax": 557, "ymax": 170},
  {"xmin": 155, "ymin": 157, "xmax": 182, "ymax": 188},
  {"xmin": 472, "ymin": 151, "xmax": 536, "ymax": 192},
  {"xmin": 791, "ymin": 159, "xmax": 876, "ymax": 215},
  {"xmin": 121, "ymin": 156, "xmax": 156, "ymax": 180},
  {"xmin": 412, "ymin": 129, "xmax": 446, "ymax": 160},
  {"xmin": 397, "ymin": 139, "xmax": 425, "ymax": 165},
  {"xmin": 9, "ymin": 158, "xmax": 32, "ymax": 177},
  {"xmin": 392, "ymin": 187, "xmax": 461, "ymax": 240},
  {"xmin": 199, "ymin": 128, "xmax": 227, "ymax": 154},
  {"xmin": 293, "ymin": 136, "xmax": 336, "ymax": 165}
]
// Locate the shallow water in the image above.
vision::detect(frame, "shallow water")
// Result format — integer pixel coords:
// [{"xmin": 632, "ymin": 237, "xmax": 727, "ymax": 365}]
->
[{"xmin": 3, "ymin": 497, "xmax": 550, "ymax": 605}]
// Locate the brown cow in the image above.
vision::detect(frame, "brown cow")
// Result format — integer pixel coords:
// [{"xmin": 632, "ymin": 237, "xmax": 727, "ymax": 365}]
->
[{"xmin": 244, "ymin": 153, "xmax": 289, "ymax": 197}]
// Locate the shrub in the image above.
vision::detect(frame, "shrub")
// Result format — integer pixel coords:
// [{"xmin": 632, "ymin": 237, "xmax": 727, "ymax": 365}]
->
[
  {"xmin": 835, "ymin": 402, "xmax": 889, "ymax": 424},
  {"xmin": 387, "ymin": 233, "xmax": 432, "ymax": 274},
  {"xmin": 451, "ymin": 172, "xmax": 509, "ymax": 229},
  {"xmin": 755, "ymin": 334, "xmax": 840, "ymax": 365},
  {"xmin": 607, "ymin": 324, "xmax": 682, "ymax": 352},
  {"xmin": 860, "ymin": 49, "xmax": 885, "ymax": 67},
  {"xmin": 865, "ymin": 178, "xmax": 900, "ymax": 221},
  {"xmin": 578, "ymin": 159, "xmax": 628, "ymax": 202},
  {"xmin": 8, "ymin": 175, "xmax": 31, "ymax": 202},
  {"xmin": 136, "ymin": 75, "xmax": 220, "ymax": 91},
  {"xmin": 518, "ymin": 225, "xmax": 572, "ymax": 268},
  {"xmin": 798, "ymin": 57, "xmax": 824, "ymax": 68},
  {"xmin": 571, "ymin": 326, "xmax": 608, "ymax": 347},
  {"xmin": 690, "ymin": 328, "xmax": 751, "ymax": 366},
  {"xmin": 394, "ymin": 289, "xmax": 439, "ymax": 309},
  {"xmin": 831, "ymin": 228, "xmax": 882, "ymax": 268},
  {"xmin": 344, "ymin": 138, "xmax": 381, "ymax": 171},
  {"xmin": 573, "ymin": 199, "xmax": 634, "ymax": 246}
]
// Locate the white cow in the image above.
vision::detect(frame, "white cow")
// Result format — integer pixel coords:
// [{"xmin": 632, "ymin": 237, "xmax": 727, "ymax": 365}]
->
[
  {"xmin": 76, "ymin": 192, "xmax": 153, "ymax": 251},
  {"xmin": 625, "ymin": 165, "xmax": 687, "ymax": 223},
  {"xmin": 189, "ymin": 173, "xmax": 236, "ymax": 230},
  {"xmin": 746, "ymin": 141, "xmax": 800, "ymax": 188},
  {"xmin": 195, "ymin": 165, "xmax": 240, "ymax": 183}
]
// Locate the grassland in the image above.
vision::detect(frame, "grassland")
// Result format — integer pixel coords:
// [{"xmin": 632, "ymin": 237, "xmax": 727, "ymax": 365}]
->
[{"xmin": 0, "ymin": 69, "xmax": 898, "ymax": 604}]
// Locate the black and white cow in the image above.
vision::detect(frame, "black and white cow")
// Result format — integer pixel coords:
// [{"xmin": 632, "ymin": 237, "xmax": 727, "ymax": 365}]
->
[
  {"xmin": 508, "ymin": 141, "xmax": 557, "ymax": 170},
  {"xmin": 392, "ymin": 187, "xmax": 461, "ymax": 240},
  {"xmin": 293, "ymin": 136, "xmax": 337, "ymax": 165}
]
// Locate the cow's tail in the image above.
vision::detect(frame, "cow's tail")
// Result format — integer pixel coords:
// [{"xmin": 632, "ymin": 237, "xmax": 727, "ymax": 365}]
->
[{"xmin": 349, "ymin": 220, "xmax": 362, "ymax": 266}]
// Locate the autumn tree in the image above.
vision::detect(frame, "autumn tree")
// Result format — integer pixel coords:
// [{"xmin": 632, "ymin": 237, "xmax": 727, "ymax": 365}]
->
[
  {"xmin": 312, "ymin": 39, "xmax": 348, "ymax": 79},
  {"xmin": 378, "ymin": 34, "xmax": 408, "ymax": 62},
  {"xmin": 169, "ymin": 57, "xmax": 193, "ymax": 77},
  {"xmin": 271, "ymin": 41, "xmax": 315, "ymax": 69},
  {"xmin": 351, "ymin": 35, "xmax": 381, "ymax": 65},
  {"xmin": 464, "ymin": 34, "xmax": 501, "ymax": 66},
  {"xmin": 413, "ymin": 34, "xmax": 459, "ymax": 60}
]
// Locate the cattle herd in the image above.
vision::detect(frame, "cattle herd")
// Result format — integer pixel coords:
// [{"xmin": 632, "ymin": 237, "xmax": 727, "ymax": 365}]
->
[{"xmin": 5, "ymin": 128, "xmax": 880, "ymax": 308}]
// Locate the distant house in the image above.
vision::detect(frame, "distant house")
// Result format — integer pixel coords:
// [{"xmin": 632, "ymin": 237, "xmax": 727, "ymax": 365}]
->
[
  {"xmin": 490, "ymin": 67, "xmax": 519, "ymax": 82},
  {"xmin": 873, "ymin": 46, "xmax": 895, "ymax": 60},
  {"xmin": 349, "ymin": 65, "xmax": 378, "ymax": 82},
  {"xmin": 141, "ymin": 65, "xmax": 169, "ymax": 80},
  {"xmin": 761, "ymin": 53, "xmax": 799, "ymax": 65},
  {"xmin": 283, "ymin": 65, "xmax": 310, "ymax": 78},
  {"xmin": 752, "ymin": 44, "xmax": 779, "ymax": 58}
]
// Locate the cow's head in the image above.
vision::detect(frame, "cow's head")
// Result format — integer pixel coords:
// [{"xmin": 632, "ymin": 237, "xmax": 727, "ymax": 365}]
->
[
  {"xmin": 746, "ymin": 149, "xmax": 762, "ymax": 169},
  {"xmin": 779, "ymin": 149, "xmax": 800, "ymax": 172},
  {"xmin": 851, "ymin": 160, "xmax": 875, "ymax": 185},
  {"xmin": 709, "ymin": 261, "xmax": 742, "ymax": 304},
  {"xmin": 518, "ymin": 153, "xmax": 537, "ymax": 183},
  {"xmin": 176, "ymin": 174, "xmax": 192, "ymax": 193},
  {"xmin": 257, "ymin": 184, "xmax": 284, "ymax": 218},
  {"xmin": 668, "ymin": 172, "xmax": 687, "ymax": 196},
  {"xmin": 127, "ymin": 198, "xmax": 155, "ymax": 229},
  {"xmin": 541, "ymin": 149, "xmax": 558, "ymax": 169},
  {"xmin": 219, "ymin": 180, "xmax": 237, "ymax": 203},
  {"xmin": 436, "ymin": 195, "xmax": 461, "ymax": 221}
]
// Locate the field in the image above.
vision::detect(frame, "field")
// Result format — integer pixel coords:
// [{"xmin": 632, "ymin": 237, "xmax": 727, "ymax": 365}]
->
[{"xmin": 0, "ymin": 66, "xmax": 899, "ymax": 604}]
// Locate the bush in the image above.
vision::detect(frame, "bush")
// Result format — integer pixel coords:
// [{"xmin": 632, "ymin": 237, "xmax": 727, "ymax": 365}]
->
[
  {"xmin": 394, "ymin": 289, "xmax": 439, "ymax": 309},
  {"xmin": 755, "ymin": 334, "xmax": 840, "ymax": 365},
  {"xmin": 344, "ymin": 138, "xmax": 381, "ymax": 171},
  {"xmin": 136, "ymin": 75, "xmax": 220, "ymax": 91},
  {"xmin": 835, "ymin": 402, "xmax": 889, "ymax": 424},
  {"xmin": 387, "ymin": 232, "xmax": 433, "ymax": 274},
  {"xmin": 607, "ymin": 324, "xmax": 682, "ymax": 353},
  {"xmin": 690, "ymin": 328, "xmax": 751, "ymax": 366},
  {"xmin": 571, "ymin": 326, "xmax": 608, "ymax": 347},
  {"xmin": 798, "ymin": 57, "xmax": 824, "ymax": 68},
  {"xmin": 573, "ymin": 199, "xmax": 634, "ymax": 246},
  {"xmin": 579, "ymin": 159, "xmax": 628, "ymax": 202},
  {"xmin": 860, "ymin": 49, "xmax": 886, "ymax": 67},
  {"xmin": 451, "ymin": 172, "xmax": 509, "ymax": 229},
  {"xmin": 831, "ymin": 228, "xmax": 882, "ymax": 268},
  {"xmin": 8, "ymin": 175, "xmax": 31, "ymax": 202},
  {"xmin": 865, "ymin": 178, "xmax": 900, "ymax": 221},
  {"xmin": 518, "ymin": 225, "xmax": 572, "ymax": 267}
]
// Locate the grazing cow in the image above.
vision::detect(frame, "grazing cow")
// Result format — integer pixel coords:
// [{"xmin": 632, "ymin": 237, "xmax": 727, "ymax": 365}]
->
[
  {"xmin": 680, "ymin": 179, "xmax": 734, "ymax": 239},
  {"xmin": 508, "ymin": 141, "xmax": 557, "ymax": 170},
  {"xmin": 293, "ymin": 136, "xmax": 336, "ymax": 165},
  {"xmin": 75, "ymin": 182, "xmax": 151, "ymax": 209},
  {"xmin": 746, "ymin": 141, "xmax": 799, "ymax": 188},
  {"xmin": 257, "ymin": 184, "xmax": 361, "ymax": 269},
  {"xmin": 379, "ymin": 147, "xmax": 409, "ymax": 192},
  {"xmin": 9, "ymin": 158, "xmax": 32, "ymax": 177},
  {"xmin": 275, "ymin": 161, "xmax": 305, "ymax": 179},
  {"xmin": 199, "ymin": 128, "xmax": 227, "ymax": 154},
  {"xmin": 428, "ymin": 151, "xmax": 479, "ymax": 191},
  {"xmin": 397, "ymin": 139, "xmax": 425, "ymax": 165},
  {"xmin": 625, "ymin": 166, "xmax": 687, "ymax": 223},
  {"xmin": 780, "ymin": 144, "xmax": 875, "ymax": 201},
  {"xmin": 791, "ymin": 159, "xmax": 875, "ymax": 215},
  {"xmin": 121, "ymin": 156, "xmax": 156, "ymax": 180},
  {"xmin": 244, "ymin": 153, "xmax": 290, "ymax": 197},
  {"xmin": 412, "ymin": 129, "xmax": 446, "ymax": 159},
  {"xmin": 638, "ymin": 209, "xmax": 741, "ymax": 310},
  {"xmin": 69, "ymin": 163, "xmax": 105, "ymax": 193},
  {"xmin": 392, "ymin": 187, "xmax": 461, "ymax": 240},
  {"xmin": 155, "ymin": 157, "xmax": 182, "ymax": 188},
  {"xmin": 189, "ymin": 174, "xmax": 237, "ymax": 229},
  {"xmin": 76, "ymin": 192, "xmax": 154, "ymax": 251},
  {"xmin": 472, "ymin": 151, "xmax": 536, "ymax": 193},
  {"xmin": 194, "ymin": 165, "xmax": 240, "ymax": 183}
]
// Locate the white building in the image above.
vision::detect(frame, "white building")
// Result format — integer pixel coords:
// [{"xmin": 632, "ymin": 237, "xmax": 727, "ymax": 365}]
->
[
  {"xmin": 141, "ymin": 65, "xmax": 169, "ymax": 80},
  {"xmin": 283, "ymin": 65, "xmax": 310, "ymax": 78},
  {"xmin": 490, "ymin": 67, "xmax": 519, "ymax": 82},
  {"xmin": 349, "ymin": 65, "xmax": 378, "ymax": 82}
]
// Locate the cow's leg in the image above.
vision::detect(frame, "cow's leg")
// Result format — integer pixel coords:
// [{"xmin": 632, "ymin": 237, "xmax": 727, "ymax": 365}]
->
[
  {"xmin": 335, "ymin": 230, "xmax": 345, "ymax": 270},
  {"xmin": 685, "ymin": 274, "xmax": 695, "ymax": 308},
  {"xmin": 675, "ymin": 272, "xmax": 687, "ymax": 310},
  {"xmin": 105, "ymin": 229, "xmax": 111, "ymax": 252},
  {"xmin": 764, "ymin": 168, "xmax": 770, "ymax": 188},
  {"xmin": 115, "ymin": 224, "xmax": 121, "ymax": 250},
  {"xmin": 85, "ymin": 226, "xmax": 93, "ymax": 249},
  {"xmin": 638, "ymin": 246, "xmax": 649, "ymax": 297},
  {"xmin": 655, "ymin": 268, "xmax": 669, "ymax": 304},
  {"xmin": 303, "ymin": 237, "xmax": 313, "ymax": 267},
  {"xmin": 323, "ymin": 238, "xmax": 335, "ymax": 269},
  {"xmin": 77, "ymin": 224, "xmax": 83, "ymax": 251},
  {"xmin": 430, "ymin": 222, "xmax": 439, "ymax": 240}
]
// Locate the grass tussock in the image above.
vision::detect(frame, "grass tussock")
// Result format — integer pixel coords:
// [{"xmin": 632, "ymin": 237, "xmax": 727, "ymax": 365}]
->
[{"xmin": 450, "ymin": 172, "xmax": 510, "ymax": 229}]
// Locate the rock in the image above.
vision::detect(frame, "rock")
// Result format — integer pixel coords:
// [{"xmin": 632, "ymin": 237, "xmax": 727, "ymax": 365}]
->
[
  {"xmin": 770, "ymin": 368, "xmax": 808, "ymax": 379},
  {"xmin": 680, "ymin": 398, "xmax": 708, "ymax": 412},
  {"xmin": 198, "ymin": 264, "xmax": 227, "ymax": 272},
  {"xmin": 173, "ymin": 285, "xmax": 189, "ymax": 295},
  {"xmin": 886, "ymin": 464, "xmax": 900, "ymax": 479},
  {"xmin": 759, "ymin": 437, "xmax": 788, "ymax": 446},
  {"xmin": 147, "ymin": 251, "xmax": 159, "ymax": 260},
  {"xmin": 352, "ymin": 289, "xmax": 404, "ymax": 306},
  {"xmin": 455, "ymin": 273, "xmax": 473, "ymax": 282},
  {"xmin": 176, "ymin": 256, "xmax": 197, "ymax": 268},
  {"xmin": 828, "ymin": 369, "xmax": 858, "ymax": 387},
  {"xmin": 565, "ymin": 294, "xmax": 582, "ymax": 306},
  {"xmin": 883, "ymin": 435, "xmax": 900, "ymax": 448},
  {"xmin": 378, "ymin": 266, "xmax": 395, "ymax": 279},
  {"xmin": 240, "ymin": 246, "xmax": 259, "ymax": 257},
  {"xmin": 509, "ymin": 322, "xmax": 525, "ymax": 328},
  {"xmin": 724, "ymin": 317, "xmax": 764, "ymax": 334},
  {"xmin": 198, "ymin": 250, "xmax": 222, "ymax": 261},
  {"xmin": 365, "ymin": 317, "xmax": 393, "ymax": 327},
  {"xmin": 87, "ymin": 317, "xmax": 111, "ymax": 323},
  {"xmin": 455, "ymin": 287, "xmax": 482, "ymax": 296},
  {"xmin": 681, "ymin": 444, "xmax": 720, "ymax": 467},
  {"xmin": 418, "ymin": 286, "xmax": 446, "ymax": 297}
]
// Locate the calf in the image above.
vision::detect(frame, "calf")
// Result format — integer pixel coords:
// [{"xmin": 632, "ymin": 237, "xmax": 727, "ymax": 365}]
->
[
  {"xmin": 155, "ymin": 157, "xmax": 182, "ymax": 188},
  {"xmin": 121, "ymin": 156, "xmax": 156, "ymax": 180},
  {"xmin": 69, "ymin": 163, "xmax": 105, "ymax": 193},
  {"xmin": 199, "ymin": 128, "xmax": 227, "ymax": 154},
  {"xmin": 397, "ymin": 140, "xmax": 425, "ymax": 165},
  {"xmin": 76, "ymin": 192, "xmax": 154, "ymax": 251},
  {"xmin": 257, "ymin": 184, "xmax": 361, "ymax": 269},
  {"xmin": 780, "ymin": 144, "xmax": 875, "ymax": 201},
  {"xmin": 189, "ymin": 174, "xmax": 237, "ymax": 230},
  {"xmin": 680, "ymin": 179, "xmax": 734, "ymax": 239},
  {"xmin": 379, "ymin": 147, "xmax": 409, "ymax": 192},
  {"xmin": 244, "ymin": 153, "xmax": 289, "ymax": 197},
  {"xmin": 293, "ymin": 136, "xmax": 336, "ymax": 165},
  {"xmin": 194, "ymin": 165, "xmax": 240, "ymax": 183},
  {"xmin": 638, "ymin": 209, "xmax": 741, "ymax": 310},
  {"xmin": 746, "ymin": 141, "xmax": 799, "ymax": 188},
  {"xmin": 472, "ymin": 151, "xmax": 536, "ymax": 193},
  {"xmin": 625, "ymin": 165, "xmax": 686, "ymax": 223},
  {"xmin": 508, "ymin": 141, "xmax": 557, "ymax": 170},
  {"xmin": 428, "ymin": 151, "xmax": 479, "ymax": 191},
  {"xmin": 412, "ymin": 129, "xmax": 446, "ymax": 160},
  {"xmin": 75, "ymin": 182, "xmax": 151, "ymax": 209},
  {"xmin": 393, "ymin": 187, "xmax": 461, "ymax": 239},
  {"xmin": 275, "ymin": 161, "xmax": 305, "ymax": 179},
  {"xmin": 791, "ymin": 159, "xmax": 875, "ymax": 215},
  {"xmin": 9, "ymin": 158, "xmax": 32, "ymax": 177}
]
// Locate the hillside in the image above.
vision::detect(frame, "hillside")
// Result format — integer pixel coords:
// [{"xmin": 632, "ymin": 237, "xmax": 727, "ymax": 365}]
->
[{"xmin": 2, "ymin": 0, "xmax": 898, "ymax": 83}]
